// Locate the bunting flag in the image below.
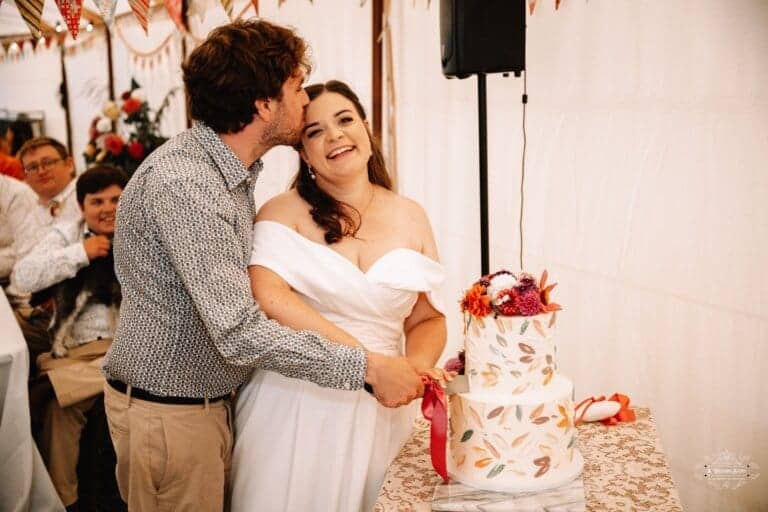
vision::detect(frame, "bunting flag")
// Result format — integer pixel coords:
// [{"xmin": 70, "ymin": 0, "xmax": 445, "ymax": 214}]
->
[
  {"xmin": 555, "ymin": 0, "xmax": 563, "ymax": 9},
  {"xmin": 528, "ymin": 0, "xmax": 537, "ymax": 14},
  {"xmin": 129, "ymin": 0, "xmax": 150, "ymax": 33},
  {"xmin": 251, "ymin": 0, "xmax": 259, "ymax": 14},
  {"xmin": 15, "ymin": 0, "xmax": 45, "ymax": 38},
  {"xmin": 164, "ymin": 0, "xmax": 185, "ymax": 31},
  {"xmin": 220, "ymin": 0, "xmax": 233, "ymax": 19},
  {"xmin": 55, "ymin": 0, "xmax": 84, "ymax": 39},
  {"xmin": 92, "ymin": 0, "xmax": 118, "ymax": 26}
]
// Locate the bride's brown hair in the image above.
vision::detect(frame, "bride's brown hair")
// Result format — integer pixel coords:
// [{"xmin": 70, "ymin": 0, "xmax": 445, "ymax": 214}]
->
[{"xmin": 291, "ymin": 80, "xmax": 392, "ymax": 244}]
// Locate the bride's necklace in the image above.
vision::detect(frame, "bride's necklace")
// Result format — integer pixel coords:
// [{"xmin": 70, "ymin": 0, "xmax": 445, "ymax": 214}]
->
[{"xmin": 359, "ymin": 185, "xmax": 376, "ymax": 218}]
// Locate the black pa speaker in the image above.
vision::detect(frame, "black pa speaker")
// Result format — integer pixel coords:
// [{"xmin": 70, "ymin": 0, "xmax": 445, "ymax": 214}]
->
[{"xmin": 440, "ymin": 0, "xmax": 526, "ymax": 78}]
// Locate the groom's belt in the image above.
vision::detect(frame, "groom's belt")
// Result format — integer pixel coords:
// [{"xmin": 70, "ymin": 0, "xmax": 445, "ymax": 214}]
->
[{"xmin": 107, "ymin": 379, "xmax": 230, "ymax": 405}]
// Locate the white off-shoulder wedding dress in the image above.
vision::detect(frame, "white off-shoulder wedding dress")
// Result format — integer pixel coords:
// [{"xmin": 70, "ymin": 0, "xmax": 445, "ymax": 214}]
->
[{"xmin": 229, "ymin": 220, "xmax": 445, "ymax": 512}]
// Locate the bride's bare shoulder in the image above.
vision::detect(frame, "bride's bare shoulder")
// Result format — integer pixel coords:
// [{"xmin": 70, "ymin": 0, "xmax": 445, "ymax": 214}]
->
[{"xmin": 254, "ymin": 189, "xmax": 305, "ymax": 225}]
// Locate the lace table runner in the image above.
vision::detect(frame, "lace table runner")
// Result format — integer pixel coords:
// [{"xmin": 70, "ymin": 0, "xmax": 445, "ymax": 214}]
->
[{"xmin": 374, "ymin": 408, "xmax": 683, "ymax": 512}]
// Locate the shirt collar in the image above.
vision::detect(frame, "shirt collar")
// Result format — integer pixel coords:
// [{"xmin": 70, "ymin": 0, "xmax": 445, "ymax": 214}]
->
[
  {"xmin": 190, "ymin": 122, "xmax": 263, "ymax": 191},
  {"xmin": 39, "ymin": 178, "xmax": 76, "ymax": 208}
]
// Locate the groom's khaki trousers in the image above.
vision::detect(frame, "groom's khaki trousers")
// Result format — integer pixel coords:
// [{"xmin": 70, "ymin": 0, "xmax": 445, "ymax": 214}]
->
[{"xmin": 104, "ymin": 382, "xmax": 233, "ymax": 512}]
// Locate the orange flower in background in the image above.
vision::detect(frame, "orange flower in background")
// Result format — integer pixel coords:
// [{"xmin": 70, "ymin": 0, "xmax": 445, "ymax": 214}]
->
[
  {"xmin": 122, "ymin": 98, "xmax": 142, "ymax": 115},
  {"xmin": 104, "ymin": 134, "xmax": 125, "ymax": 155},
  {"xmin": 461, "ymin": 284, "xmax": 492, "ymax": 318}
]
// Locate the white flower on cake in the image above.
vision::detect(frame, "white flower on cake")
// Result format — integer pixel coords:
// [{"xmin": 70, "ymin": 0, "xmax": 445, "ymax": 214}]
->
[{"xmin": 487, "ymin": 271, "xmax": 518, "ymax": 306}]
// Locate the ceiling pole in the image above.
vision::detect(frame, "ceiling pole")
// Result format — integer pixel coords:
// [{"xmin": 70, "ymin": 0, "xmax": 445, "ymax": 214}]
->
[
  {"xmin": 59, "ymin": 45, "xmax": 73, "ymax": 156},
  {"xmin": 372, "ymin": 0, "xmax": 383, "ymax": 141},
  {"xmin": 105, "ymin": 26, "xmax": 115, "ymax": 101}
]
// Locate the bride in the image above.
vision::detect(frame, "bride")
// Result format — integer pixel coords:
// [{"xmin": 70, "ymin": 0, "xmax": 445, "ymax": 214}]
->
[{"xmin": 229, "ymin": 80, "xmax": 449, "ymax": 511}]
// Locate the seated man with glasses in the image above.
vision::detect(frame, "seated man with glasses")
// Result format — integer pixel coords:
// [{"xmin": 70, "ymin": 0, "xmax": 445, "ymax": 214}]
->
[
  {"xmin": 11, "ymin": 165, "xmax": 128, "ymax": 511},
  {"xmin": 18, "ymin": 137, "xmax": 81, "ymax": 224},
  {"xmin": 10, "ymin": 138, "xmax": 85, "ymax": 375}
]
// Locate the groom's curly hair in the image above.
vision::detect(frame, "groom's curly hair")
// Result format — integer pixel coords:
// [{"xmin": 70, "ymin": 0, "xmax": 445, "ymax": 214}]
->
[{"xmin": 182, "ymin": 19, "xmax": 311, "ymax": 134}]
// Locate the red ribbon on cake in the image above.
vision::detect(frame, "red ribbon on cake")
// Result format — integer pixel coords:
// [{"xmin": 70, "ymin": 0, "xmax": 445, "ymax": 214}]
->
[
  {"xmin": 420, "ymin": 376, "xmax": 449, "ymax": 483},
  {"xmin": 574, "ymin": 393, "xmax": 636, "ymax": 426}
]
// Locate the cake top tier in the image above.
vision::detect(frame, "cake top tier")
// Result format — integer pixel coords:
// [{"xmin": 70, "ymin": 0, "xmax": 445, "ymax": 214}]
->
[{"xmin": 460, "ymin": 270, "xmax": 561, "ymax": 319}]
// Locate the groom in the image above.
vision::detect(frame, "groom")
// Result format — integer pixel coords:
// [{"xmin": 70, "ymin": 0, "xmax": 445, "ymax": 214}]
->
[{"xmin": 101, "ymin": 20, "xmax": 424, "ymax": 512}]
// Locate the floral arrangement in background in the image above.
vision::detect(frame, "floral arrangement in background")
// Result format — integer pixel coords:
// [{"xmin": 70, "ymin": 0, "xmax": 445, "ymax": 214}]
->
[
  {"xmin": 84, "ymin": 80, "xmax": 176, "ymax": 177},
  {"xmin": 460, "ymin": 270, "xmax": 562, "ymax": 319}
]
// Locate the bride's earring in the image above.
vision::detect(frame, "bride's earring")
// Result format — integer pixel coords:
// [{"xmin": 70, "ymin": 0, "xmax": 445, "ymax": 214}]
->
[{"xmin": 307, "ymin": 166, "xmax": 316, "ymax": 180}]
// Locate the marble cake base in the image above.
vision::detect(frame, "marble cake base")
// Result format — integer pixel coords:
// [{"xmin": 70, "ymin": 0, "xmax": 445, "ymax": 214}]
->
[{"xmin": 431, "ymin": 473, "xmax": 585, "ymax": 511}]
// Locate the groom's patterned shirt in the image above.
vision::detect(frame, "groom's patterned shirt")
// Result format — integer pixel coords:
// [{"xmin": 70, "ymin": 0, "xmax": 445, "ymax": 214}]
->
[{"xmin": 103, "ymin": 123, "xmax": 367, "ymax": 398}]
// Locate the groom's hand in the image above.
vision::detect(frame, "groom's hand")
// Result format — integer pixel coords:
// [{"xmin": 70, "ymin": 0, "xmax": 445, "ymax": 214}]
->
[{"xmin": 365, "ymin": 352, "xmax": 424, "ymax": 408}]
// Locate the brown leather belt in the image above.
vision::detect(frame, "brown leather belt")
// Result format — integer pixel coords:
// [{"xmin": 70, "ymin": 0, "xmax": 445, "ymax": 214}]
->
[{"xmin": 107, "ymin": 379, "xmax": 229, "ymax": 405}]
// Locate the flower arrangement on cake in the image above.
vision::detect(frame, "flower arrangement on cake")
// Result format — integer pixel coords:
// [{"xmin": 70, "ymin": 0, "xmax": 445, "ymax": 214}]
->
[
  {"xmin": 461, "ymin": 270, "xmax": 561, "ymax": 319},
  {"xmin": 83, "ymin": 80, "xmax": 175, "ymax": 177}
]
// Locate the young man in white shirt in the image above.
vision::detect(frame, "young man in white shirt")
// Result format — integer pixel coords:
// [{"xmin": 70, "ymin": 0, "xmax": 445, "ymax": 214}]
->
[{"xmin": 12, "ymin": 165, "xmax": 128, "ymax": 511}]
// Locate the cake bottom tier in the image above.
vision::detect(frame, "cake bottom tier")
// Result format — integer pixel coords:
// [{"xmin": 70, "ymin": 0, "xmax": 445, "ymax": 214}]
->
[{"xmin": 448, "ymin": 375, "xmax": 584, "ymax": 492}]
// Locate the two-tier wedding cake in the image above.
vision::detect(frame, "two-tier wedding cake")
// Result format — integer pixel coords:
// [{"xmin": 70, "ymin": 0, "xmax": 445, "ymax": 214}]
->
[{"xmin": 448, "ymin": 270, "xmax": 584, "ymax": 492}]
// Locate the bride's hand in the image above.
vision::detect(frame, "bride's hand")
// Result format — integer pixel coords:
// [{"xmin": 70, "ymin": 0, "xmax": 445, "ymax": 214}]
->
[{"xmin": 416, "ymin": 367, "xmax": 457, "ymax": 388}]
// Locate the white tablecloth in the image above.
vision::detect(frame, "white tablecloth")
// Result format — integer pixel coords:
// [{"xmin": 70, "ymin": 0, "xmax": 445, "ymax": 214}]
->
[{"xmin": 0, "ymin": 290, "xmax": 64, "ymax": 512}]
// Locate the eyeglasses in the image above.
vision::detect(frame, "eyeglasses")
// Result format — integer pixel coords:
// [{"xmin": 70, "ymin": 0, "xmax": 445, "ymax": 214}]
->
[{"xmin": 24, "ymin": 157, "xmax": 64, "ymax": 175}]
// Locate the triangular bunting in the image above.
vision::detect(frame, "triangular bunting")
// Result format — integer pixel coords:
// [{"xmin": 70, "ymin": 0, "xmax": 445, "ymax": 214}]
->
[
  {"xmin": 251, "ymin": 0, "xmax": 259, "ymax": 14},
  {"xmin": 91, "ymin": 0, "xmax": 118, "ymax": 26},
  {"xmin": 220, "ymin": 0, "xmax": 233, "ymax": 19},
  {"xmin": 528, "ymin": 0, "xmax": 537, "ymax": 14},
  {"xmin": 555, "ymin": 0, "xmax": 563, "ymax": 9},
  {"xmin": 164, "ymin": 0, "xmax": 185, "ymax": 31},
  {"xmin": 129, "ymin": 0, "xmax": 150, "ymax": 33},
  {"xmin": 55, "ymin": 0, "xmax": 84, "ymax": 39},
  {"xmin": 15, "ymin": 0, "xmax": 45, "ymax": 38}
]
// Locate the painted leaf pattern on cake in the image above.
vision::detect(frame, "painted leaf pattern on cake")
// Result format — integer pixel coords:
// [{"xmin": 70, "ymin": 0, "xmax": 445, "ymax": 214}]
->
[
  {"xmin": 483, "ymin": 438, "xmax": 501, "ymax": 459},
  {"xmin": 487, "ymin": 406, "xmax": 504, "ymax": 419},
  {"xmin": 487, "ymin": 464, "xmax": 505, "ymax": 478},
  {"xmin": 475, "ymin": 457, "xmax": 493, "ymax": 468}
]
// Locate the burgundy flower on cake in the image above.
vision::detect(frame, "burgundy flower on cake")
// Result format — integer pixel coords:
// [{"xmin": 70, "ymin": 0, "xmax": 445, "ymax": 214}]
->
[{"xmin": 444, "ymin": 350, "xmax": 465, "ymax": 375}]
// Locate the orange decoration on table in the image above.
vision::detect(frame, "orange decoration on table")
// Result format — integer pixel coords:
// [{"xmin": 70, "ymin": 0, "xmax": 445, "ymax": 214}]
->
[{"xmin": 575, "ymin": 393, "xmax": 636, "ymax": 426}]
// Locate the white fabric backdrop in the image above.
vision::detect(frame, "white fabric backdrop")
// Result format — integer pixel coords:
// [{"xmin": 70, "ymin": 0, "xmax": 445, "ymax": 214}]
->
[
  {"xmin": 390, "ymin": 1, "xmax": 767, "ymax": 511},
  {"xmin": 1, "ymin": 1, "xmax": 766, "ymax": 510}
]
